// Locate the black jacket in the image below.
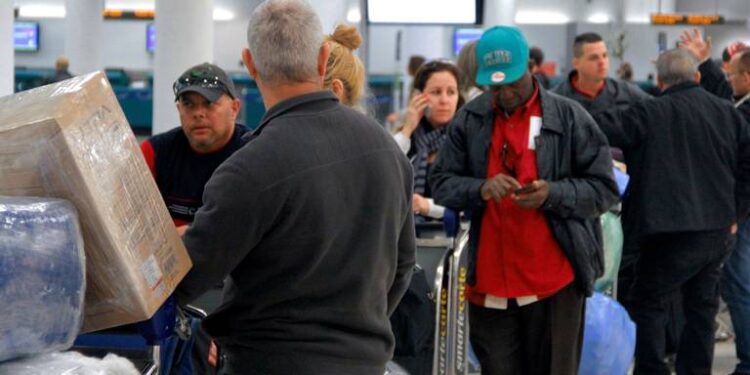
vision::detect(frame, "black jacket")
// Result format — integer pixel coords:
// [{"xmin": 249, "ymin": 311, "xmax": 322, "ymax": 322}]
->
[
  {"xmin": 592, "ymin": 81, "xmax": 750, "ymax": 239},
  {"xmin": 176, "ymin": 91, "xmax": 416, "ymax": 374},
  {"xmin": 429, "ymin": 89, "xmax": 619, "ymax": 296},
  {"xmin": 552, "ymin": 71, "xmax": 651, "ymax": 113}
]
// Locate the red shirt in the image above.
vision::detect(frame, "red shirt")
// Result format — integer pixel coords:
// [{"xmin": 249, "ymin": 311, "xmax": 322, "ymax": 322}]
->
[
  {"xmin": 467, "ymin": 84, "xmax": 574, "ymax": 304},
  {"xmin": 571, "ymin": 72, "xmax": 606, "ymax": 99}
]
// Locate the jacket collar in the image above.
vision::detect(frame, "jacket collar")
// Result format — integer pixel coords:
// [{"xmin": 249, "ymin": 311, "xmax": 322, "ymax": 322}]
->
[
  {"xmin": 464, "ymin": 81, "xmax": 563, "ymax": 134},
  {"xmin": 247, "ymin": 91, "xmax": 339, "ymax": 140},
  {"xmin": 660, "ymin": 80, "xmax": 700, "ymax": 96}
]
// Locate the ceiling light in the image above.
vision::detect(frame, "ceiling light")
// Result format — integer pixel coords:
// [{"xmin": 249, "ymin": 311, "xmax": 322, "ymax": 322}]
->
[
  {"xmin": 18, "ymin": 5, "xmax": 66, "ymax": 18},
  {"xmin": 106, "ymin": 2, "xmax": 154, "ymax": 11},
  {"xmin": 587, "ymin": 13, "xmax": 610, "ymax": 24},
  {"xmin": 213, "ymin": 8, "xmax": 234, "ymax": 21},
  {"xmin": 346, "ymin": 8, "xmax": 361, "ymax": 23},
  {"xmin": 515, "ymin": 11, "xmax": 570, "ymax": 25}
]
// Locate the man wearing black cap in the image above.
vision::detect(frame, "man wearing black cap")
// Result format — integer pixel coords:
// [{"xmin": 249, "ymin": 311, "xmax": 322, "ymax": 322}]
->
[
  {"xmin": 141, "ymin": 62, "xmax": 249, "ymax": 228},
  {"xmin": 141, "ymin": 63, "xmax": 247, "ymax": 374}
]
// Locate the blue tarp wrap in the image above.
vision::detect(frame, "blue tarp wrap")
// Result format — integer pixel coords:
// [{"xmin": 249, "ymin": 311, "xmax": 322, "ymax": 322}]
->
[
  {"xmin": 579, "ymin": 292, "xmax": 636, "ymax": 375},
  {"xmin": 0, "ymin": 197, "xmax": 85, "ymax": 362}
]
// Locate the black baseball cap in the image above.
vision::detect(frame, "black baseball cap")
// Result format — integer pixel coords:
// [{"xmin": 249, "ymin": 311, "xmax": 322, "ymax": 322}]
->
[{"xmin": 173, "ymin": 62, "xmax": 238, "ymax": 102}]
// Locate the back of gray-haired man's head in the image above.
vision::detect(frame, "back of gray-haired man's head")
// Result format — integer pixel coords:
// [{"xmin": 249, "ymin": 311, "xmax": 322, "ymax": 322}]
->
[
  {"xmin": 246, "ymin": 0, "xmax": 322, "ymax": 85},
  {"xmin": 656, "ymin": 48, "xmax": 698, "ymax": 87}
]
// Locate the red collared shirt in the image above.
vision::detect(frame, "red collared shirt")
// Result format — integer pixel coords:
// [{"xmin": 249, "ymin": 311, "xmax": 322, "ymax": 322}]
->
[
  {"xmin": 571, "ymin": 72, "xmax": 606, "ymax": 99},
  {"xmin": 467, "ymin": 84, "xmax": 574, "ymax": 306}
]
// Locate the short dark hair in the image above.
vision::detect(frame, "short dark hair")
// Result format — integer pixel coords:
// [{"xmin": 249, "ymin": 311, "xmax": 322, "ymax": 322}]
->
[
  {"xmin": 529, "ymin": 47, "xmax": 545, "ymax": 67},
  {"xmin": 412, "ymin": 60, "xmax": 465, "ymax": 109},
  {"xmin": 573, "ymin": 32, "xmax": 604, "ymax": 58},
  {"xmin": 408, "ymin": 55, "xmax": 427, "ymax": 77},
  {"xmin": 735, "ymin": 50, "xmax": 750, "ymax": 74}
]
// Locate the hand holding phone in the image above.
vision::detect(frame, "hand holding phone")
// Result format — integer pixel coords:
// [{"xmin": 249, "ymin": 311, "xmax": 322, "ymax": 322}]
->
[{"xmin": 514, "ymin": 184, "xmax": 536, "ymax": 195}]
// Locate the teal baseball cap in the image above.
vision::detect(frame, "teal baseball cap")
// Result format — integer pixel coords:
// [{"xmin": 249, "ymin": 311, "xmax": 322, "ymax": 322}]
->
[{"xmin": 475, "ymin": 26, "xmax": 529, "ymax": 86}]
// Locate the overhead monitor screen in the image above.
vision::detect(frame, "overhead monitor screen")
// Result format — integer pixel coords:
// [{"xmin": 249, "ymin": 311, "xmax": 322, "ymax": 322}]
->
[
  {"xmin": 453, "ymin": 28, "xmax": 483, "ymax": 55},
  {"xmin": 146, "ymin": 23, "xmax": 156, "ymax": 52},
  {"xmin": 14, "ymin": 22, "xmax": 39, "ymax": 52},
  {"xmin": 367, "ymin": 0, "xmax": 482, "ymax": 24}
]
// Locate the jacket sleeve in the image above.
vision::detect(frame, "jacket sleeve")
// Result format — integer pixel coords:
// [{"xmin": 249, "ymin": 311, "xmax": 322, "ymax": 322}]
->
[
  {"xmin": 175, "ymin": 157, "xmax": 281, "ymax": 305},
  {"xmin": 429, "ymin": 111, "xmax": 487, "ymax": 210},
  {"xmin": 388, "ymin": 203, "xmax": 416, "ymax": 316},
  {"xmin": 735, "ymin": 110, "xmax": 750, "ymax": 222},
  {"xmin": 543, "ymin": 105, "xmax": 620, "ymax": 219},
  {"xmin": 591, "ymin": 101, "xmax": 649, "ymax": 151},
  {"xmin": 699, "ymin": 59, "xmax": 734, "ymax": 100}
]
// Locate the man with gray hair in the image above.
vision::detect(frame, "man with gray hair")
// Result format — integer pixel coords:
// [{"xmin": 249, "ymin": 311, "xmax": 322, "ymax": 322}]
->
[
  {"xmin": 174, "ymin": 0, "xmax": 416, "ymax": 374},
  {"xmin": 592, "ymin": 48, "xmax": 750, "ymax": 374}
]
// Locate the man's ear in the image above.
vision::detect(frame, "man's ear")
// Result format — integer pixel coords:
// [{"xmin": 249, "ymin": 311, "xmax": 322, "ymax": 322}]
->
[
  {"xmin": 318, "ymin": 42, "xmax": 332, "ymax": 80},
  {"xmin": 694, "ymin": 71, "xmax": 701, "ymax": 83},
  {"xmin": 231, "ymin": 97, "xmax": 241, "ymax": 116},
  {"xmin": 656, "ymin": 75, "xmax": 665, "ymax": 90},
  {"xmin": 242, "ymin": 48, "xmax": 258, "ymax": 79}
]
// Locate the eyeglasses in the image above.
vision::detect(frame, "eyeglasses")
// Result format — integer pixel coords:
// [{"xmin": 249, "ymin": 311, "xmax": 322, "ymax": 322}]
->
[
  {"xmin": 501, "ymin": 142, "xmax": 517, "ymax": 177},
  {"xmin": 172, "ymin": 72, "xmax": 230, "ymax": 97}
]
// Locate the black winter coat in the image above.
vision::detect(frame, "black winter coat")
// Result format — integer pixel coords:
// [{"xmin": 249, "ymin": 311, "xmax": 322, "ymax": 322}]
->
[{"xmin": 429, "ymin": 89, "xmax": 619, "ymax": 296}]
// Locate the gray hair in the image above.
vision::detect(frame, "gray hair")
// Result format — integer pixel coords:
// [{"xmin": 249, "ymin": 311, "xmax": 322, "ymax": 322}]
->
[
  {"xmin": 246, "ymin": 0, "xmax": 322, "ymax": 85},
  {"xmin": 656, "ymin": 48, "xmax": 698, "ymax": 86}
]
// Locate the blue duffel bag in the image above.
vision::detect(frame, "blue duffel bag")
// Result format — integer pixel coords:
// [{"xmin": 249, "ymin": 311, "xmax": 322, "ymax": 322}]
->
[
  {"xmin": 0, "ymin": 197, "xmax": 85, "ymax": 362},
  {"xmin": 579, "ymin": 292, "xmax": 636, "ymax": 375}
]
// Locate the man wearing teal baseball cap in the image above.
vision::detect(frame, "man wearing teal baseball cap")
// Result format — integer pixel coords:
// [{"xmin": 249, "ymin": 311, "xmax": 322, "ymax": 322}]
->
[{"xmin": 430, "ymin": 26, "xmax": 619, "ymax": 374}]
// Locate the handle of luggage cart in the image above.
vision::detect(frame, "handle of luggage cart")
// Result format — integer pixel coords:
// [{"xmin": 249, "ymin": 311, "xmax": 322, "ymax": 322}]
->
[{"xmin": 443, "ymin": 208, "xmax": 460, "ymax": 238}]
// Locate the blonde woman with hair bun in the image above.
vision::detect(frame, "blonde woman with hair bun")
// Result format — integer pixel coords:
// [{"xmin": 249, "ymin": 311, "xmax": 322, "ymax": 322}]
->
[{"xmin": 324, "ymin": 24, "xmax": 366, "ymax": 107}]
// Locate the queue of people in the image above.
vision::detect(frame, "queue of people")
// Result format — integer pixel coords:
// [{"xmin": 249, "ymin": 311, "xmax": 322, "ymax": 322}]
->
[{"xmin": 134, "ymin": 0, "xmax": 750, "ymax": 374}]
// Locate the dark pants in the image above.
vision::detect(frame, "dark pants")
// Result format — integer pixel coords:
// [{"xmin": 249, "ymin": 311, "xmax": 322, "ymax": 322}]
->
[
  {"xmin": 631, "ymin": 229, "xmax": 732, "ymax": 375},
  {"xmin": 468, "ymin": 282, "xmax": 585, "ymax": 375}
]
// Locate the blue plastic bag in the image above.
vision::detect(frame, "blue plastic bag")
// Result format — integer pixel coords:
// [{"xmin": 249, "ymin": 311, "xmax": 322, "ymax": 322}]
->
[{"xmin": 579, "ymin": 293, "xmax": 635, "ymax": 375}]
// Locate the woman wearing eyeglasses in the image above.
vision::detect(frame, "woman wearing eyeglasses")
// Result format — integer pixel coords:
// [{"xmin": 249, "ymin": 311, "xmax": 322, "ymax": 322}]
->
[{"xmin": 393, "ymin": 61, "xmax": 465, "ymax": 220}]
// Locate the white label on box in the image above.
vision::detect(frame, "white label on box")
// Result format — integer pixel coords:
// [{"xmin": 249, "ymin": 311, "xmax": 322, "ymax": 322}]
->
[
  {"xmin": 528, "ymin": 116, "xmax": 542, "ymax": 150},
  {"xmin": 141, "ymin": 254, "xmax": 163, "ymax": 290}
]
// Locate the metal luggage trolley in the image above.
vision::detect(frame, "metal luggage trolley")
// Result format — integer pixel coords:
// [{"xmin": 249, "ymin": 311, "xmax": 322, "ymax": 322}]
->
[
  {"xmin": 73, "ymin": 296, "xmax": 205, "ymax": 375},
  {"xmin": 415, "ymin": 209, "xmax": 478, "ymax": 375}
]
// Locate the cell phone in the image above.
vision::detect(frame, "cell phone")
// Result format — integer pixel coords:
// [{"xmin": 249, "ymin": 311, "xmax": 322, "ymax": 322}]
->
[
  {"xmin": 423, "ymin": 105, "xmax": 432, "ymax": 118},
  {"xmin": 514, "ymin": 184, "xmax": 535, "ymax": 195}
]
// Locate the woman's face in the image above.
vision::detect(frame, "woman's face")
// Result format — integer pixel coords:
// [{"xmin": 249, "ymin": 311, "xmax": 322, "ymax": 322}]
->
[{"xmin": 422, "ymin": 71, "xmax": 459, "ymax": 127}]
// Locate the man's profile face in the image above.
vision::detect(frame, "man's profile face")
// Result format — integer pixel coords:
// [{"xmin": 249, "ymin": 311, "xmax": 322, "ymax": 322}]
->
[
  {"xmin": 727, "ymin": 56, "xmax": 750, "ymax": 97},
  {"xmin": 491, "ymin": 71, "xmax": 534, "ymax": 112},
  {"xmin": 574, "ymin": 41, "xmax": 609, "ymax": 82},
  {"xmin": 177, "ymin": 92, "xmax": 240, "ymax": 154}
]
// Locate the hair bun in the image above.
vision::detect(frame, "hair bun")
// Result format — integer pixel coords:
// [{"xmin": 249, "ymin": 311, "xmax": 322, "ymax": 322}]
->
[{"xmin": 327, "ymin": 24, "xmax": 362, "ymax": 50}]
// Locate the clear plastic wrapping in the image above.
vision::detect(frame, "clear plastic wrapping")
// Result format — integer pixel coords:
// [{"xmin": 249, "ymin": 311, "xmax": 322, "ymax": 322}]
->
[
  {"xmin": 0, "ymin": 72, "xmax": 191, "ymax": 332},
  {"xmin": 0, "ymin": 351, "xmax": 139, "ymax": 375},
  {"xmin": 0, "ymin": 197, "xmax": 85, "ymax": 362}
]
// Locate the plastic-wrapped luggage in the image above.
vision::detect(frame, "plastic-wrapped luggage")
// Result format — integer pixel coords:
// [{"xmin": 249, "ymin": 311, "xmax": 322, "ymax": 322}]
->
[
  {"xmin": 594, "ymin": 212, "xmax": 624, "ymax": 293},
  {"xmin": 0, "ymin": 197, "xmax": 85, "ymax": 362},
  {"xmin": 0, "ymin": 351, "xmax": 138, "ymax": 375},
  {"xmin": 579, "ymin": 292, "xmax": 635, "ymax": 375}
]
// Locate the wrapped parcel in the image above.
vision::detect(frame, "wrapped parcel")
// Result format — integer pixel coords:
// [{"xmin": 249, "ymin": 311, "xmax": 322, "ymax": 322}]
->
[
  {"xmin": 0, "ymin": 72, "xmax": 192, "ymax": 332},
  {"xmin": 0, "ymin": 197, "xmax": 84, "ymax": 362}
]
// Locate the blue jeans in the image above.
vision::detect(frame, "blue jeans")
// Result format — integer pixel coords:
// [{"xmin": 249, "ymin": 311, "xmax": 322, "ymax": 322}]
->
[{"xmin": 723, "ymin": 220, "xmax": 750, "ymax": 374}]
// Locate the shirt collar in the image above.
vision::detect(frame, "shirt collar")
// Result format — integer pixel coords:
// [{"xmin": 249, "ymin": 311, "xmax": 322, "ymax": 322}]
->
[{"xmin": 249, "ymin": 91, "xmax": 339, "ymax": 138}]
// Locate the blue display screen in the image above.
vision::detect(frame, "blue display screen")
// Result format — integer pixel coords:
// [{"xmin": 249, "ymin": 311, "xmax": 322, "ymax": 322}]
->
[
  {"xmin": 14, "ymin": 22, "xmax": 39, "ymax": 52},
  {"xmin": 146, "ymin": 24, "xmax": 156, "ymax": 52},
  {"xmin": 453, "ymin": 28, "xmax": 483, "ymax": 56}
]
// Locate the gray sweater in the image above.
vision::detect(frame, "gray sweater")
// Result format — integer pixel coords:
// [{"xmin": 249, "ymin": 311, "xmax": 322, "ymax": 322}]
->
[{"xmin": 176, "ymin": 91, "xmax": 416, "ymax": 374}]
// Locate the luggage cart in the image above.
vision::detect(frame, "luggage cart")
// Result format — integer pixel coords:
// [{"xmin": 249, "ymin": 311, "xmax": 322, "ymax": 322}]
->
[
  {"xmin": 73, "ymin": 296, "xmax": 204, "ymax": 375},
  {"xmin": 428, "ymin": 209, "xmax": 478, "ymax": 375}
]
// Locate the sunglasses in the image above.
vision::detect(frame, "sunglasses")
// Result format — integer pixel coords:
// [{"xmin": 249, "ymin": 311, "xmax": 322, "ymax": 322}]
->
[
  {"xmin": 500, "ymin": 142, "xmax": 517, "ymax": 177},
  {"xmin": 172, "ymin": 72, "xmax": 230, "ymax": 97}
]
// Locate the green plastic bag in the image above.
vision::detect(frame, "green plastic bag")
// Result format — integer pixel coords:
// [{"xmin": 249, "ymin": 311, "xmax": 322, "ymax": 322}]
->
[{"xmin": 594, "ymin": 212, "xmax": 623, "ymax": 293}]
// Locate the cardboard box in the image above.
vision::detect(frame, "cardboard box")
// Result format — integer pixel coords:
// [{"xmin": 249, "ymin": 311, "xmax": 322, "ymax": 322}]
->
[{"xmin": 0, "ymin": 72, "xmax": 192, "ymax": 332}]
